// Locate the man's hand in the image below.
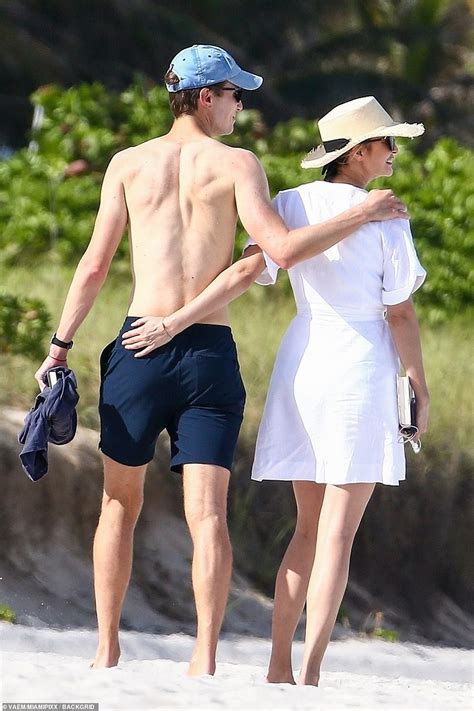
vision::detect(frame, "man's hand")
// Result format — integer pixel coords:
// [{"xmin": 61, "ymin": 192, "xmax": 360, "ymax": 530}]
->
[
  {"xmin": 34, "ymin": 355, "xmax": 68, "ymax": 391},
  {"xmin": 122, "ymin": 316, "xmax": 172, "ymax": 357},
  {"xmin": 362, "ymin": 189, "xmax": 409, "ymax": 221}
]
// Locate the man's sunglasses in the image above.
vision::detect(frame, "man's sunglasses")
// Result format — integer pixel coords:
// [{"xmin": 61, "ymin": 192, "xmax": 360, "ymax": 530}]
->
[
  {"xmin": 365, "ymin": 136, "xmax": 396, "ymax": 151},
  {"xmin": 220, "ymin": 87, "xmax": 243, "ymax": 102}
]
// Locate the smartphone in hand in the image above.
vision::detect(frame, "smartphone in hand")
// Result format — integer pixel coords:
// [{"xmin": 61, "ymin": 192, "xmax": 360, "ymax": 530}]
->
[{"xmin": 46, "ymin": 370, "xmax": 59, "ymax": 388}]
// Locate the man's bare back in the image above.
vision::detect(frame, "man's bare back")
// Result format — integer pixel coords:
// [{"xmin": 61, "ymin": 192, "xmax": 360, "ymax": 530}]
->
[{"xmin": 120, "ymin": 135, "xmax": 243, "ymax": 323}]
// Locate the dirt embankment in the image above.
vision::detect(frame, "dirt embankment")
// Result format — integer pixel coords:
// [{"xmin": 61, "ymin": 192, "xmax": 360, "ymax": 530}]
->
[
  {"xmin": 0, "ymin": 408, "xmax": 273, "ymax": 636},
  {"xmin": 1, "ymin": 408, "xmax": 473, "ymax": 648}
]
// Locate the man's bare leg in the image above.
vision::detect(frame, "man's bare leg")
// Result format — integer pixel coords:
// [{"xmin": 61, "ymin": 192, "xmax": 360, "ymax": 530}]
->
[
  {"xmin": 183, "ymin": 464, "xmax": 232, "ymax": 676},
  {"xmin": 267, "ymin": 482, "xmax": 325, "ymax": 684},
  {"xmin": 297, "ymin": 483, "xmax": 375, "ymax": 686},
  {"xmin": 92, "ymin": 454, "xmax": 146, "ymax": 668}
]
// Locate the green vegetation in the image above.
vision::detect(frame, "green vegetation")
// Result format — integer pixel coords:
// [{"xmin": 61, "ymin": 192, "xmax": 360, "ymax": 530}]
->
[
  {"xmin": 375, "ymin": 139, "xmax": 474, "ymax": 322},
  {"xmin": 0, "ymin": 604, "xmax": 16, "ymax": 623},
  {"xmin": 0, "ymin": 263, "xmax": 129, "ymax": 425},
  {"xmin": 0, "ymin": 294, "xmax": 50, "ymax": 360},
  {"xmin": 372, "ymin": 628, "xmax": 399, "ymax": 643},
  {"xmin": 0, "ymin": 82, "xmax": 473, "ymax": 329}
]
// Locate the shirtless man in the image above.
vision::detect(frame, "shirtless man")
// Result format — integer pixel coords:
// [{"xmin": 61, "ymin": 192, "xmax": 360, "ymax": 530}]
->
[{"xmin": 34, "ymin": 45, "xmax": 408, "ymax": 675}]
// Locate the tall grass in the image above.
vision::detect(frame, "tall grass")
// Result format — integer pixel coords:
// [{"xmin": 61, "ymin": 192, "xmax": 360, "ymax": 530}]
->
[
  {"xmin": 0, "ymin": 261, "xmax": 128, "ymax": 426},
  {"xmin": 1, "ymin": 261, "xmax": 473, "ymax": 457}
]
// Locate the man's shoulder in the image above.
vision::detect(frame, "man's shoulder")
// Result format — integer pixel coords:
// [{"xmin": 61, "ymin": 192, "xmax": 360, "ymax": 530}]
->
[
  {"xmin": 120, "ymin": 133, "xmax": 171, "ymax": 154},
  {"xmin": 106, "ymin": 146, "xmax": 137, "ymax": 170},
  {"xmin": 214, "ymin": 143, "xmax": 257, "ymax": 160},
  {"xmin": 111, "ymin": 138, "xmax": 161, "ymax": 160},
  {"xmin": 217, "ymin": 145, "xmax": 261, "ymax": 175},
  {"xmin": 106, "ymin": 139, "xmax": 164, "ymax": 176}
]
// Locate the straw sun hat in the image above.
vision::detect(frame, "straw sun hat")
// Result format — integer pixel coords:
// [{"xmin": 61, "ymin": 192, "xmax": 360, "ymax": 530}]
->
[{"xmin": 301, "ymin": 96, "xmax": 424, "ymax": 169}]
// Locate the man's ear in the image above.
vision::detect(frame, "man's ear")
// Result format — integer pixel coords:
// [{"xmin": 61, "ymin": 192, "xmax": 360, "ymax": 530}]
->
[{"xmin": 199, "ymin": 87, "xmax": 214, "ymax": 107}]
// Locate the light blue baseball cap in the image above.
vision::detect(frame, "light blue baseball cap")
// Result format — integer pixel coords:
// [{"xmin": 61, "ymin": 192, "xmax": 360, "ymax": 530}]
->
[{"xmin": 166, "ymin": 45, "xmax": 263, "ymax": 92}]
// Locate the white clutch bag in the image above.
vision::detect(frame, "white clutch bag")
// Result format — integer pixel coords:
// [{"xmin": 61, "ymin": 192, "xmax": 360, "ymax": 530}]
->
[{"xmin": 396, "ymin": 375, "xmax": 421, "ymax": 453}]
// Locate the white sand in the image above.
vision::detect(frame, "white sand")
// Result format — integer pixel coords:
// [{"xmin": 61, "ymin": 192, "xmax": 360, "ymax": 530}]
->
[{"xmin": 1, "ymin": 624, "xmax": 472, "ymax": 710}]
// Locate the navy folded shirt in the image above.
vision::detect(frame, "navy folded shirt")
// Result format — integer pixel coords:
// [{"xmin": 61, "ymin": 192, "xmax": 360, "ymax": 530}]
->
[{"xmin": 18, "ymin": 367, "xmax": 79, "ymax": 481}]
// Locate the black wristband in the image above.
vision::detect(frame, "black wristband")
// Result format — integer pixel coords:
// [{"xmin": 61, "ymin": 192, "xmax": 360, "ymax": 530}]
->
[{"xmin": 50, "ymin": 333, "xmax": 74, "ymax": 350}]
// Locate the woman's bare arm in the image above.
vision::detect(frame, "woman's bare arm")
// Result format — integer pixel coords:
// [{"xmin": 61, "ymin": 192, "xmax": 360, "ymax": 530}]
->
[
  {"xmin": 386, "ymin": 298, "xmax": 430, "ymax": 435},
  {"xmin": 122, "ymin": 247, "xmax": 265, "ymax": 357}
]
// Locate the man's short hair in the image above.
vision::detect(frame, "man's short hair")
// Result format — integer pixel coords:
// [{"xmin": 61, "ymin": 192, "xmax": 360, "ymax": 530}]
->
[{"xmin": 164, "ymin": 70, "xmax": 225, "ymax": 118}]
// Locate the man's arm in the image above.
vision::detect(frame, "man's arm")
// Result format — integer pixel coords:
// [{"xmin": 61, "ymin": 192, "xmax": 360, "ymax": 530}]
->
[
  {"xmin": 34, "ymin": 154, "xmax": 128, "ymax": 386},
  {"xmin": 122, "ymin": 247, "xmax": 265, "ymax": 357},
  {"xmin": 234, "ymin": 151, "xmax": 408, "ymax": 268},
  {"xmin": 386, "ymin": 298, "xmax": 429, "ymax": 436}
]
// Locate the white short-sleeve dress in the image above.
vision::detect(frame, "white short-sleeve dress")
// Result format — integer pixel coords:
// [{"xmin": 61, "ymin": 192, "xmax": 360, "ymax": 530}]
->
[{"xmin": 249, "ymin": 181, "xmax": 426, "ymax": 486}]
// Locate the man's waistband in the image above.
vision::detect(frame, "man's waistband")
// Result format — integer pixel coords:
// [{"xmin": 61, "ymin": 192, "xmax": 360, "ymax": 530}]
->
[{"xmin": 118, "ymin": 317, "xmax": 234, "ymax": 351}]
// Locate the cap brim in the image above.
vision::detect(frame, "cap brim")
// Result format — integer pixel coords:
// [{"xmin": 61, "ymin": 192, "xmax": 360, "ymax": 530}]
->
[{"xmin": 228, "ymin": 69, "xmax": 263, "ymax": 90}]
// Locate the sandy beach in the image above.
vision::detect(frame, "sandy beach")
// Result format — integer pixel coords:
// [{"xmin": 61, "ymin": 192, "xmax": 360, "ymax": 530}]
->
[
  {"xmin": 1, "ymin": 410, "xmax": 473, "ymax": 709},
  {"xmin": 1, "ymin": 623, "xmax": 472, "ymax": 710}
]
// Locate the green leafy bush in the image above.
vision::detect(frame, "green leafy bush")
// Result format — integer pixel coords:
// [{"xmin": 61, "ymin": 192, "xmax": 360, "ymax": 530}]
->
[
  {"xmin": 0, "ymin": 604, "xmax": 16, "ymax": 623},
  {"xmin": 0, "ymin": 150, "xmax": 102, "ymax": 262},
  {"xmin": 373, "ymin": 139, "xmax": 474, "ymax": 321},
  {"xmin": 31, "ymin": 81, "xmax": 174, "ymax": 166},
  {"xmin": 0, "ymin": 81, "xmax": 472, "ymax": 321},
  {"xmin": 0, "ymin": 294, "xmax": 50, "ymax": 359}
]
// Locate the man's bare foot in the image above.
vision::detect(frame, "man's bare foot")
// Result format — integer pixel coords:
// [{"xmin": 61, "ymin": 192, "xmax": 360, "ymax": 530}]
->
[
  {"xmin": 266, "ymin": 659, "xmax": 295, "ymax": 684},
  {"xmin": 91, "ymin": 643, "xmax": 121, "ymax": 669},
  {"xmin": 266, "ymin": 672, "xmax": 296, "ymax": 684}
]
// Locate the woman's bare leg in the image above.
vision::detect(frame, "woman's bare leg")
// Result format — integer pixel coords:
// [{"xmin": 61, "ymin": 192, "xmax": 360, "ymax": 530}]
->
[
  {"xmin": 297, "ymin": 483, "xmax": 375, "ymax": 686},
  {"xmin": 267, "ymin": 482, "xmax": 325, "ymax": 683}
]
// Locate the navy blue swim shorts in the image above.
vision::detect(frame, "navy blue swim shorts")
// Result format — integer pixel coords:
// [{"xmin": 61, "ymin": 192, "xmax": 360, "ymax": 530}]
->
[{"xmin": 98, "ymin": 318, "xmax": 246, "ymax": 472}]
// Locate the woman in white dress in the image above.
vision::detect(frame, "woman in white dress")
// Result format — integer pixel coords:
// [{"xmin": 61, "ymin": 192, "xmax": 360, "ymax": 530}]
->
[{"xmin": 247, "ymin": 96, "xmax": 429, "ymax": 685}]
